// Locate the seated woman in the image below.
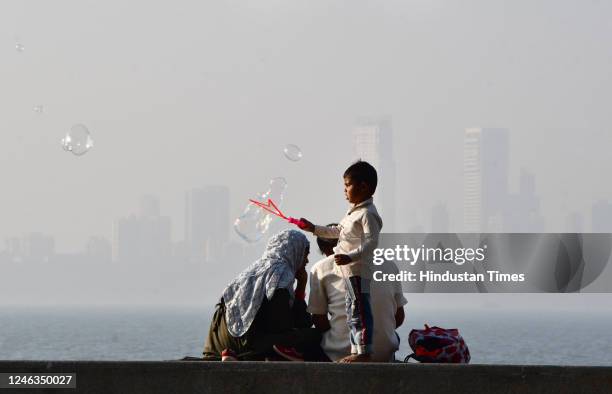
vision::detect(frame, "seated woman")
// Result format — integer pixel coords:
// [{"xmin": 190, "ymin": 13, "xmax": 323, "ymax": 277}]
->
[{"xmin": 203, "ymin": 229, "xmax": 321, "ymax": 361}]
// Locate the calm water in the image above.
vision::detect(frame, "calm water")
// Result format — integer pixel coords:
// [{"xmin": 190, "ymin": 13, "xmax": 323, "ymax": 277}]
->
[{"xmin": 1, "ymin": 306, "xmax": 611, "ymax": 366}]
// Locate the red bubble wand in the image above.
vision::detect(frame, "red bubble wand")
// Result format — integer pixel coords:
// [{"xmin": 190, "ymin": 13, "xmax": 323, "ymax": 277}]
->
[
  {"xmin": 251, "ymin": 198, "xmax": 357, "ymax": 299},
  {"xmin": 248, "ymin": 198, "xmax": 308, "ymax": 229}
]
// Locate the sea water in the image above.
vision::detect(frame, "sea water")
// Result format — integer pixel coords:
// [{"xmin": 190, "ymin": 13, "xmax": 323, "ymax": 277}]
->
[{"xmin": 1, "ymin": 306, "xmax": 611, "ymax": 366}]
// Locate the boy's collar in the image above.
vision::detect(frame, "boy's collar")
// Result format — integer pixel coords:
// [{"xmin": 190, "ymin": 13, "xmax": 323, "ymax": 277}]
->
[{"xmin": 348, "ymin": 197, "xmax": 373, "ymax": 213}]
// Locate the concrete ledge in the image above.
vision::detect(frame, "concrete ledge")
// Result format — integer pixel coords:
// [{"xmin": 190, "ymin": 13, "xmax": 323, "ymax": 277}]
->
[{"xmin": 1, "ymin": 361, "xmax": 611, "ymax": 394}]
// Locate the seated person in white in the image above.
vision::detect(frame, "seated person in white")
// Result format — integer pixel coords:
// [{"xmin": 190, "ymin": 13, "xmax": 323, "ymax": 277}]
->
[{"xmin": 308, "ymin": 225, "xmax": 407, "ymax": 362}]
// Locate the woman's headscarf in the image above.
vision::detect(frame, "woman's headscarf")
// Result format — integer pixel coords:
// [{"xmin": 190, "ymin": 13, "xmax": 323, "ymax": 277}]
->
[{"xmin": 222, "ymin": 229, "xmax": 309, "ymax": 337}]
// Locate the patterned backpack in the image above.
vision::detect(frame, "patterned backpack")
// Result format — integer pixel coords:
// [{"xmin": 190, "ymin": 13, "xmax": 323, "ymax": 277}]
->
[{"xmin": 404, "ymin": 324, "xmax": 470, "ymax": 363}]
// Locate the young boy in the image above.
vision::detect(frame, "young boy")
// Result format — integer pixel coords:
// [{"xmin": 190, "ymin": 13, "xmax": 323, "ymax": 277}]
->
[
  {"xmin": 309, "ymin": 227, "xmax": 407, "ymax": 362},
  {"xmin": 300, "ymin": 160, "xmax": 382, "ymax": 362}
]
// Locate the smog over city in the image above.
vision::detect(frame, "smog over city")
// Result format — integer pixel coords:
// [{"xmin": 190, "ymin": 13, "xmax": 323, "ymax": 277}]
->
[{"xmin": 2, "ymin": 0, "xmax": 612, "ymax": 311}]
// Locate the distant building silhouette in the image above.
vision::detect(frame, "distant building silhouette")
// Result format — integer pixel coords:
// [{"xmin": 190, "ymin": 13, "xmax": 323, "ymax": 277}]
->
[
  {"xmin": 592, "ymin": 200, "xmax": 612, "ymax": 232},
  {"xmin": 23, "ymin": 233, "xmax": 55, "ymax": 263},
  {"xmin": 404, "ymin": 209, "xmax": 425, "ymax": 233},
  {"xmin": 431, "ymin": 202, "xmax": 450, "ymax": 233},
  {"xmin": 112, "ymin": 196, "xmax": 171, "ymax": 263},
  {"xmin": 353, "ymin": 118, "xmax": 397, "ymax": 232},
  {"xmin": 464, "ymin": 128, "xmax": 509, "ymax": 232},
  {"xmin": 185, "ymin": 186, "xmax": 230, "ymax": 262},
  {"xmin": 503, "ymin": 169, "xmax": 545, "ymax": 232},
  {"xmin": 4, "ymin": 237, "xmax": 22, "ymax": 262},
  {"xmin": 565, "ymin": 211, "xmax": 584, "ymax": 233},
  {"xmin": 3, "ymin": 233, "xmax": 55, "ymax": 263},
  {"xmin": 86, "ymin": 236, "xmax": 112, "ymax": 263}
]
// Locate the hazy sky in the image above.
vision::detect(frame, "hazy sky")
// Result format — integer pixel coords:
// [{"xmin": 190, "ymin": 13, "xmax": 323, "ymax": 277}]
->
[{"xmin": 2, "ymin": 0, "xmax": 612, "ymax": 252}]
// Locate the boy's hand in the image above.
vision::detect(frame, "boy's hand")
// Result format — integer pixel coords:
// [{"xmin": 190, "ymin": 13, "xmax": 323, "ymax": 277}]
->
[
  {"xmin": 334, "ymin": 254, "xmax": 352, "ymax": 266},
  {"xmin": 299, "ymin": 218, "xmax": 315, "ymax": 232}
]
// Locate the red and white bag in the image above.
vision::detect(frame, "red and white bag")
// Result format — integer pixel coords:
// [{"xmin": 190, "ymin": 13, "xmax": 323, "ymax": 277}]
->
[{"xmin": 404, "ymin": 324, "xmax": 470, "ymax": 363}]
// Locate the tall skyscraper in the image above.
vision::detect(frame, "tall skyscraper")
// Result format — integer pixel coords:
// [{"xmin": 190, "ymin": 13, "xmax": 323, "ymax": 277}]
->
[
  {"xmin": 464, "ymin": 128, "xmax": 509, "ymax": 232},
  {"xmin": 431, "ymin": 202, "xmax": 450, "ymax": 233},
  {"xmin": 592, "ymin": 200, "xmax": 612, "ymax": 232},
  {"xmin": 565, "ymin": 211, "xmax": 584, "ymax": 233},
  {"xmin": 86, "ymin": 236, "xmax": 112, "ymax": 263},
  {"xmin": 185, "ymin": 185, "xmax": 230, "ymax": 262},
  {"xmin": 352, "ymin": 118, "xmax": 397, "ymax": 232},
  {"xmin": 504, "ymin": 169, "xmax": 545, "ymax": 232}
]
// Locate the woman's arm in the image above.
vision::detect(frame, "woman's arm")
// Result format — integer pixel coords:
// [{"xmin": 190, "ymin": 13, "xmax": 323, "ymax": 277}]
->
[
  {"xmin": 291, "ymin": 294, "xmax": 313, "ymax": 329},
  {"xmin": 292, "ymin": 267, "xmax": 313, "ymax": 328},
  {"xmin": 312, "ymin": 314, "xmax": 331, "ymax": 332}
]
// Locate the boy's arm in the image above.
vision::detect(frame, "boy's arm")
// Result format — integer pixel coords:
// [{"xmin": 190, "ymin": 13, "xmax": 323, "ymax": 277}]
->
[
  {"xmin": 313, "ymin": 224, "xmax": 341, "ymax": 239},
  {"xmin": 300, "ymin": 218, "xmax": 341, "ymax": 239},
  {"xmin": 345, "ymin": 212, "xmax": 381, "ymax": 262}
]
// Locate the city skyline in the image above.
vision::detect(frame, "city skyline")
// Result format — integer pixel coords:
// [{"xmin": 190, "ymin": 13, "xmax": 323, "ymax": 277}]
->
[
  {"xmin": 3, "ymin": 119, "xmax": 612, "ymax": 261},
  {"xmin": 4, "ymin": 1, "xmax": 612, "ymax": 254}
]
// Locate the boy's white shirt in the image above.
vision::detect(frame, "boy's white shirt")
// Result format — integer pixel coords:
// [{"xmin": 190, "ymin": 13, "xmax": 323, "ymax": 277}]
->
[
  {"xmin": 312, "ymin": 198, "xmax": 383, "ymax": 277},
  {"xmin": 308, "ymin": 256, "xmax": 408, "ymax": 362}
]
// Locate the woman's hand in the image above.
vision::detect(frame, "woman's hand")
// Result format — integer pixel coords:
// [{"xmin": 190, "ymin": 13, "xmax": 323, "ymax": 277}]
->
[{"xmin": 295, "ymin": 266, "xmax": 308, "ymax": 293}]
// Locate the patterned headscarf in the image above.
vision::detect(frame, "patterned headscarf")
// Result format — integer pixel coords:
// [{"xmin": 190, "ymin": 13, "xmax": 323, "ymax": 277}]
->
[{"xmin": 222, "ymin": 229, "xmax": 309, "ymax": 337}]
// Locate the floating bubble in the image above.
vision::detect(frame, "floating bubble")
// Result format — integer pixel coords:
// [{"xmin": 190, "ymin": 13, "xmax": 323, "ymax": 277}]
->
[
  {"xmin": 33, "ymin": 105, "xmax": 44, "ymax": 113},
  {"xmin": 283, "ymin": 144, "xmax": 302, "ymax": 162},
  {"xmin": 61, "ymin": 124, "xmax": 94, "ymax": 156},
  {"xmin": 234, "ymin": 177, "xmax": 287, "ymax": 243},
  {"xmin": 15, "ymin": 43, "xmax": 25, "ymax": 52}
]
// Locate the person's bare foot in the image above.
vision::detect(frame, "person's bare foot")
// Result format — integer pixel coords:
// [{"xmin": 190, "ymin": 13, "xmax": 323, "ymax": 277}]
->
[{"xmin": 337, "ymin": 354, "xmax": 372, "ymax": 363}]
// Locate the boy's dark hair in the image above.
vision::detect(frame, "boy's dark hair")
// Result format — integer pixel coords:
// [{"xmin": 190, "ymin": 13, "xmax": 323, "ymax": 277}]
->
[
  {"xmin": 316, "ymin": 223, "xmax": 339, "ymax": 254},
  {"xmin": 343, "ymin": 160, "xmax": 378, "ymax": 194}
]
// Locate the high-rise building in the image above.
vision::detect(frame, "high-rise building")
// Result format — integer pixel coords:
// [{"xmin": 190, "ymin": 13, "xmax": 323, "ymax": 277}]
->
[
  {"xmin": 86, "ymin": 236, "xmax": 112, "ymax": 263},
  {"xmin": 112, "ymin": 196, "xmax": 171, "ymax": 263},
  {"xmin": 352, "ymin": 118, "xmax": 397, "ymax": 232},
  {"xmin": 21, "ymin": 233, "xmax": 55, "ymax": 263},
  {"xmin": 565, "ymin": 212, "xmax": 584, "ymax": 233},
  {"xmin": 592, "ymin": 200, "xmax": 612, "ymax": 232},
  {"xmin": 431, "ymin": 202, "xmax": 450, "ymax": 233},
  {"xmin": 5, "ymin": 237, "xmax": 22, "ymax": 259},
  {"xmin": 504, "ymin": 169, "xmax": 545, "ymax": 232},
  {"xmin": 464, "ymin": 128, "xmax": 509, "ymax": 232},
  {"xmin": 185, "ymin": 185, "xmax": 230, "ymax": 262},
  {"xmin": 112, "ymin": 215, "xmax": 140, "ymax": 262}
]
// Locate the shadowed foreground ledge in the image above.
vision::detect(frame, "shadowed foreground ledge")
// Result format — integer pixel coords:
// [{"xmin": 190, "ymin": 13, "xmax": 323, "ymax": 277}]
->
[{"xmin": 1, "ymin": 360, "xmax": 611, "ymax": 394}]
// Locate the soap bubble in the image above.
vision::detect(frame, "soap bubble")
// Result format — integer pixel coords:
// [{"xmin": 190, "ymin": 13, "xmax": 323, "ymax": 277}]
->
[
  {"xmin": 61, "ymin": 124, "xmax": 94, "ymax": 156},
  {"xmin": 283, "ymin": 144, "xmax": 303, "ymax": 162},
  {"xmin": 15, "ymin": 42, "xmax": 25, "ymax": 52},
  {"xmin": 33, "ymin": 105, "xmax": 44, "ymax": 113},
  {"xmin": 234, "ymin": 177, "xmax": 287, "ymax": 243}
]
